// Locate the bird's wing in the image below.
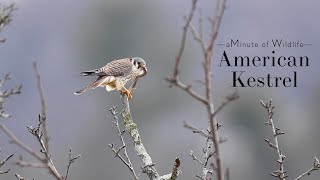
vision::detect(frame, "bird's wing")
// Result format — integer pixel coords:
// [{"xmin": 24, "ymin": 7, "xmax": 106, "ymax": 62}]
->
[{"xmin": 80, "ymin": 58, "xmax": 132, "ymax": 77}]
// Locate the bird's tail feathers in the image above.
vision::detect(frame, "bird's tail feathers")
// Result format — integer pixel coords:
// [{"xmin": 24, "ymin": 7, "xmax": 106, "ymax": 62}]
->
[{"xmin": 74, "ymin": 77, "xmax": 105, "ymax": 95}]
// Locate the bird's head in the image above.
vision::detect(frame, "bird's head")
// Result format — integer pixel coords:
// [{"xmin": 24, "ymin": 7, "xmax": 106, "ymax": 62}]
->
[{"xmin": 132, "ymin": 57, "xmax": 147, "ymax": 77}]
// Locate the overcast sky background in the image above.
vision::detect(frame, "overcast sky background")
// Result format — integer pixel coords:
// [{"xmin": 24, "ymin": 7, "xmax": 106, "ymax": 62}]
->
[{"xmin": 1, "ymin": 0, "xmax": 319, "ymax": 179}]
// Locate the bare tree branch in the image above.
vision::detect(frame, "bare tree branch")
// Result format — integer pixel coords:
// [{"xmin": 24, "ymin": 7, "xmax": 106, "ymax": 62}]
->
[
  {"xmin": 184, "ymin": 121, "xmax": 209, "ymax": 138},
  {"xmin": 202, "ymin": 2, "xmax": 227, "ymax": 180},
  {"xmin": 187, "ymin": 19, "xmax": 206, "ymax": 54},
  {"xmin": 1, "ymin": 63, "xmax": 79, "ymax": 180},
  {"xmin": 173, "ymin": 0, "xmax": 198, "ymax": 78},
  {"xmin": 0, "ymin": 153, "xmax": 13, "ymax": 174},
  {"xmin": 15, "ymin": 160, "xmax": 48, "ymax": 168},
  {"xmin": 211, "ymin": 90, "xmax": 239, "ymax": 118},
  {"xmin": 0, "ymin": 124, "xmax": 44, "ymax": 161},
  {"xmin": 109, "ymin": 106, "xmax": 138, "ymax": 180},
  {"xmin": 293, "ymin": 157, "xmax": 320, "ymax": 180},
  {"xmin": 109, "ymin": 95, "xmax": 181, "ymax": 180},
  {"xmin": 27, "ymin": 112, "xmax": 63, "ymax": 179},
  {"xmin": 166, "ymin": 78, "xmax": 208, "ymax": 105},
  {"xmin": 33, "ymin": 62, "xmax": 50, "ymax": 152},
  {"xmin": 15, "ymin": 173, "xmax": 34, "ymax": 180},
  {"xmin": 0, "ymin": 3, "xmax": 16, "ymax": 43},
  {"xmin": 167, "ymin": 0, "xmax": 228, "ymax": 180},
  {"xmin": 0, "ymin": 73, "xmax": 22, "ymax": 118},
  {"xmin": 261, "ymin": 99, "xmax": 287, "ymax": 179},
  {"xmin": 120, "ymin": 95, "xmax": 160, "ymax": 180}
]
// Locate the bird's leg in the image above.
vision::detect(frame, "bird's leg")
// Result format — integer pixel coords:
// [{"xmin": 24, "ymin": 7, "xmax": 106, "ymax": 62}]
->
[
  {"xmin": 129, "ymin": 77, "xmax": 139, "ymax": 92},
  {"xmin": 120, "ymin": 87, "xmax": 133, "ymax": 99}
]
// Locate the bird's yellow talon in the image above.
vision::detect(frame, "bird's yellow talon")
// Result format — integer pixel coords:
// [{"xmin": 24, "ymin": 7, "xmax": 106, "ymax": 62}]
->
[{"xmin": 120, "ymin": 89, "xmax": 133, "ymax": 99}]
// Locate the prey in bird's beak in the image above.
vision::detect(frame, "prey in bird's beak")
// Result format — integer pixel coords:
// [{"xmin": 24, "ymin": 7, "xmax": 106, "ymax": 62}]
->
[
  {"xmin": 130, "ymin": 64, "xmax": 147, "ymax": 91},
  {"xmin": 139, "ymin": 64, "xmax": 147, "ymax": 77}
]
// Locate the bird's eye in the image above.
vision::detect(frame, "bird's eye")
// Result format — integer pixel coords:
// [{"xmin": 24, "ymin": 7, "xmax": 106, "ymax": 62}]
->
[{"xmin": 137, "ymin": 62, "xmax": 141, "ymax": 66}]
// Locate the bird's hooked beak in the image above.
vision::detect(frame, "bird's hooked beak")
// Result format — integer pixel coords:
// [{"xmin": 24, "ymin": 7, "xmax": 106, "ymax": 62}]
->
[{"xmin": 139, "ymin": 64, "xmax": 147, "ymax": 77}]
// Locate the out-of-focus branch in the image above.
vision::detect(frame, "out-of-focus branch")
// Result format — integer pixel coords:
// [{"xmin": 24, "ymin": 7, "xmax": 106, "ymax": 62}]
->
[
  {"xmin": 293, "ymin": 157, "xmax": 320, "ymax": 180},
  {"xmin": 166, "ymin": 0, "xmax": 228, "ymax": 180},
  {"xmin": 33, "ymin": 62, "xmax": 50, "ymax": 152},
  {"xmin": 0, "ymin": 73, "xmax": 22, "ymax": 118},
  {"xmin": 187, "ymin": 20, "xmax": 206, "ymax": 53},
  {"xmin": 173, "ymin": 0, "xmax": 197, "ymax": 78},
  {"xmin": 184, "ymin": 121, "xmax": 209, "ymax": 138},
  {"xmin": 15, "ymin": 173, "xmax": 34, "ymax": 180},
  {"xmin": 64, "ymin": 148, "xmax": 80, "ymax": 180},
  {"xmin": 0, "ymin": 153, "xmax": 13, "ymax": 174},
  {"xmin": 1, "ymin": 63, "xmax": 79, "ymax": 179},
  {"xmin": 15, "ymin": 159, "xmax": 48, "ymax": 168},
  {"xmin": 0, "ymin": 124, "xmax": 44, "ymax": 161},
  {"xmin": 202, "ymin": 2, "xmax": 227, "ymax": 180},
  {"xmin": 261, "ymin": 99, "xmax": 287, "ymax": 179},
  {"xmin": 211, "ymin": 90, "xmax": 239, "ymax": 118},
  {"xmin": 0, "ymin": 3, "xmax": 16, "ymax": 43}
]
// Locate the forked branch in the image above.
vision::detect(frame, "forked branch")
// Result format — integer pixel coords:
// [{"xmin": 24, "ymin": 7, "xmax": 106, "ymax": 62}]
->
[
  {"xmin": 109, "ymin": 95, "xmax": 181, "ymax": 180},
  {"xmin": 166, "ymin": 0, "xmax": 228, "ymax": 180}
]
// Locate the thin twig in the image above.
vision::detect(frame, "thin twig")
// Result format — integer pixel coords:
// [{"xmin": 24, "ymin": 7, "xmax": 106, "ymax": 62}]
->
[
  {"xmin": 0, "ymin": 124, "xmax": 44, "ymax": 161},
  {"xmin": 33, "ymin": 62, "xmax": 49, "ymax": 152},
  {"xmin": 261, "ymin": 99, "xmax": 287, "ymax": 179},
  {"xmin": 0, "ymin": 3, "xmax": 16, "ymax": 42},
  {"xmin": 293, "ymin": 157, "xmax": 320, "ymax": 180},
  {"xmin": 203, "ymin": 2, "xmax": 227, "ymax": 179},
  {"xmin": 14, "ymin": 173, "xmax": 34, "ymax": 180},
  {"xmin": 15, "ymin": 173, "xmax": 26, "ymax": 180},
  {"xmin": 168, "ymin": 0, "xmax": 228, "ymax": 180},
  {"xmin": 109, "ymin": 106, "xmax": 138, "ymax": 180},
  {"xmin": 27, "ymin": 116, "xmax": 63, "ymax": 179},
  {"xmin": 0, "ymin": 73, "xmax": 22, "ymax": 118},
  {"xmin": 190, "ymin": 150, "xmax": 204, "ymax": 166},
  {"xmin": 184, "ymin": 121, "xmax": 209, "ymax": 138},
  {"xmin": 15, "ymin": 160, "xmax": 48, "ymax": 168},
  {"xmin": 187, "ymin": 20, "xmax": 206, "ymax": 53},
  {"xmin": 64, "ymin": 148, "xmax": 81, "ymax": 180},
  {"xmin": 211, "ymin": 90, "xmax": 239, "ymax": 118},
  {"xmin": 166, "ymin": 78, "xmax": 207, "ymax": 105},
  {"xmin": 201, "ymin": 137, "xmax": 213, "ymax": 180},
  {"xmin": 173, "ymin": 0, "xmax": 197, "ymax": 78},
  {"xmin": 0, "ymin": 153, "xmax": 13, "ymax": 174}
]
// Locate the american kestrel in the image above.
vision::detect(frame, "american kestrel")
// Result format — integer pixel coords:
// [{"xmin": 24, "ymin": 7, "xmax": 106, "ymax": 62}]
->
[{"xmin": 74, "ymin": 57, "xmax": 147, "ymax": 99}]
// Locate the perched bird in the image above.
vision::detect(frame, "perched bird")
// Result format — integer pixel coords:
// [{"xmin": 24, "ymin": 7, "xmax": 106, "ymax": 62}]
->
[{"xmin": 74, "ymin": 57, "xmax": 147, "ymax": 99}]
